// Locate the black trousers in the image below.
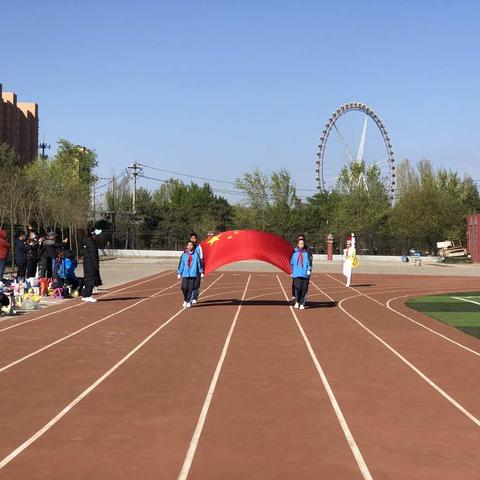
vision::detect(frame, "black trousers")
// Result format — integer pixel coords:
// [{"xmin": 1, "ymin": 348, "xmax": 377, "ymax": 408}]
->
[
  {"xmin": 26, "ymin": 258, "xmax": 38, "ymax": 278},
  {"xmin": 292, "ymin": 277, "xmax": 309, "ymax": 298},
  {"xmin": 192, "ymin": 274, "xmax": 201, "ymax": 300},
  {"xmin": 181, "ymin": 277, "xmax": 196, "ymax": 302},
  {"xmin": 83, "ymin": 284, "xmax": 94, "ymax": 298},
  {"xmin": 293, "ymin": 277, "xmax": 309, "ymax": 305},
  {"xmin": 40, "ymin": 257, "xmax": 54, "ymax": 278},
  {"xmin": 17, "ymin": 263, "xmax": 27, "ymax": 280}
]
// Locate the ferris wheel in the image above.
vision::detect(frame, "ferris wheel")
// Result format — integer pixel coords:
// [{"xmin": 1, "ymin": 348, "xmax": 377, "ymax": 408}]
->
[{"xmin": 315, "ymin": 102, "xmax": 396, "ymax": 202}]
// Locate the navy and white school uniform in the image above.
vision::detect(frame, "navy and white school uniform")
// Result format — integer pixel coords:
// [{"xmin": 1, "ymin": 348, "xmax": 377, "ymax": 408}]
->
[
  {"xmin": 290, "ymin": 248, "xmax": 312, "ymax": 307},
  {"xmin": 177, "ymin": 249, "xmax": 203, "ymax": 304},
  {"xmin": 192, "ymin": 244, "xmax": 204, "ymax": 300},
  {"xmin": 291, "ymin": 245, "xmax": 313, "ymax": 298}
]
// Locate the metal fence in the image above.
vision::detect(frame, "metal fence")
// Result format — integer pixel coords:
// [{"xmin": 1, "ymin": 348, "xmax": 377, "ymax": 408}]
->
[
  {"xmin": 95, "ymin": 227, "xmax": 424, "ymax": 256},
  {"xmin": 1, "ymin": 224, "xmax": 430, "ymax": 257}
]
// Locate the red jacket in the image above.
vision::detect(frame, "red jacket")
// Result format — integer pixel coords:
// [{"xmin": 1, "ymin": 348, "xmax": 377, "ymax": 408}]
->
[{"xmin": 0, "ymin": 229, "xmax": 10, "ymax": 259}]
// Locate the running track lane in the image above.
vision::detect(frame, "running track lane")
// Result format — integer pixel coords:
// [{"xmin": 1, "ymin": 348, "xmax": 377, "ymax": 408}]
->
[
  {"xmin": 0, "ymin": 273, "xmax": 246, "ymax": 478},
  {"xmin": 0, "ymin": 272, "xmax": 178, "ymax": 367},
  {"xmin": 2, "ymin": 272, "xmax": 480, "ymax": 478},
  {"xmin": 323, "ymin": 274, "xmax": 480, "ymax": 418},
  {"xmin": 0, "ymin": 270, "xmax": 173, "ymax": 333},
  {"xmin": 0, "ymin": 274, "xmax": 224, "ymax": 465},
  {"xmin": 182, "ymin": 274, "xmax": 368, "ymax": 479},
  {"xmin": 296, "ymin": 275, "xmax": 480, "ymax": 479}
]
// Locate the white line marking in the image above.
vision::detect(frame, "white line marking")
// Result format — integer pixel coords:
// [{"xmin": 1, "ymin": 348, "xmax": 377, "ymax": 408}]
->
[
  {"xmin": 178, "ymin": 275, "xmax": 251, "ymax": 480},
  {"xmin": 0, "ymin": 279, "xmax": 179, "ymax": 373},
  {"xmin": 452, "ymin": 296, "xmax": 480, "ymax": 307},
  {"xmin": 0, "ymin": 274, "xmax": 224, "ymax": 470},
  {"xmin": 276, "ymin": 276, "xmax": 373, "ymax": 480},
  {"xmin": 326, "ymin": 274, "xmax": 480, "ymax": 358},
  {"xmin": 310, "ymin": 280, "xmax": 480, "ymax": 429},
  {"xmin": 386, "ymin": 296, "xmax": 480, "ymax": 358},
  {"xmin": 0, "ymin": 271, "xmax": 173, "ymax": 334}
]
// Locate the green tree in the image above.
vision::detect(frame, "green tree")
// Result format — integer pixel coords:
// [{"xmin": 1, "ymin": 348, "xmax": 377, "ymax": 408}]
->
[
  {"xmin": 332, "ymin": 161, "xmax": 391, "ymax": 252},
  {"xmin": 392, "ymin": 159, "xmax": 480, "ymax": 252},
  {"xmin": 235, "ymin": 169, "xmax": 270, "ymax": 229}
]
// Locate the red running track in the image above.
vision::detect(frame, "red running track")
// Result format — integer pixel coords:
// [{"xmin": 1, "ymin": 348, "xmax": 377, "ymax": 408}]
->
[{"xmin": 0, "ymin": 271, "xmax": 480, "ymax": 479}]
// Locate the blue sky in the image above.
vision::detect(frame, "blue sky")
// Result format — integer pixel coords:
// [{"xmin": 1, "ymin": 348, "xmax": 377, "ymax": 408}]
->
[{"xmin": 2, "ymin": 0, "xmax": 479, "ymax": 198}]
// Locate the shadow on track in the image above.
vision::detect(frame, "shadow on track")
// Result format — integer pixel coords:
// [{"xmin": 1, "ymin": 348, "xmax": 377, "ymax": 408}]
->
[
  {"xmin": 97, "ymin": 296, "xmax": 146, "ymax": 302},
  {"xmin": 196, "ymin": 299, "xmax": 337, "ymax": 309}
]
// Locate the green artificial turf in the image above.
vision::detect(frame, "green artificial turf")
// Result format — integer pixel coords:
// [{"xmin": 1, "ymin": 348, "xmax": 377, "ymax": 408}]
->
[{"xmin": 407, "ymin": 292, "xmax": 480, "ymax": 339}]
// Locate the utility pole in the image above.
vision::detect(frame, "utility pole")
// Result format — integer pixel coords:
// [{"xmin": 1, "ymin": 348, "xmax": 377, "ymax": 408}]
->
[
  {"xmin": 38, "ymin": 141, "xmax": 51, "ymax": 159},
  {"xmin": 128, "ymin": 162, "xmax": 143, "ymax": 249},
  {"xmin": 128, "ymin": 162, "xmax": 142, "ymax": 214},
  {"xmin": 111, "ymin": 175, "xmax": 116, "ymax": 249}
]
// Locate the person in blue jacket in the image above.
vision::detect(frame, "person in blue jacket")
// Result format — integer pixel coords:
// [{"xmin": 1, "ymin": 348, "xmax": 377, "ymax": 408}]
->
[
  {"xmin": 177, "ymin": 240, "xmax": 204, "ymax": 308},
  {"xmin": 189, "ymin": 232, "xmax": 203, "ymax": 303},
  {"xmin": 290, "ymin": 237, "xmax": 311, "ymax": 309}
]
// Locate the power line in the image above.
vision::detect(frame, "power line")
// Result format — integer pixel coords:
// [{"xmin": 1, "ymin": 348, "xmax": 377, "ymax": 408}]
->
[
  {"xmin": 139, "ymin": 174, "xmax": 311, "ymax": 200},
  {"xmin": 138, "ymin": 163, "xmax": 237, "ymax": 185},
  {"xmin": 138, "ymin": 162, "xmax": 315, "ymax": 196},
  {"xmin": 94, "ymin": 169, "xmax": 129, "ymax": 191},
  {"xmin": 139, "ymin": 174, "xmax": 249, "ymax": 197}
]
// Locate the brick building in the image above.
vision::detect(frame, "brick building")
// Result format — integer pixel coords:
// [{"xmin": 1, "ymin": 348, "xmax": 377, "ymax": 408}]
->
[{"xmin": 0, "ymin": 83, "xmax": 39, "ymax": 165}]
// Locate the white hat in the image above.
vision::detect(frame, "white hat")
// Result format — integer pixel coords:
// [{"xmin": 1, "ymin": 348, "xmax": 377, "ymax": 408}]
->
[{"xmin": 90, "ymin": 229, "xmax": 102, "ymax": 236}]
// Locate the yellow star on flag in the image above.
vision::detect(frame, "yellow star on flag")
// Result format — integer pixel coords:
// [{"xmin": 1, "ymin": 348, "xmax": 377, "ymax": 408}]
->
[{"xmin": 207, "ymin": 234, "xmax": 221, "ymax": 245}]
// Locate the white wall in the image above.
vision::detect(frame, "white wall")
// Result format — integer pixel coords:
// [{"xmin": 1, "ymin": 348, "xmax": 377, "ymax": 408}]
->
[{"xmin": 100, "ymin": 249, "xmax": 441, "ymax": 264}]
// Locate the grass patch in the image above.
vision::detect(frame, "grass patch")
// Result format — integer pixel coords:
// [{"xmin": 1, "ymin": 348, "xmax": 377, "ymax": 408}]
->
[{"xmin": 407, "ymin": 292, "xmax": 480, "ymax": 339}]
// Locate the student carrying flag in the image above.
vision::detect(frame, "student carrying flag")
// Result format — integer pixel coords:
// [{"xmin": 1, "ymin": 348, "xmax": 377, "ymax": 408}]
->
[
  {"xmin": 189, "ymin": 232, "xmax": 203, "ymax": 304},
  {"xmin": 290, "ymin": 234, "xmax": 312, "ymax": 302},
  {"xmin": 290, "ymin": 237, "xmax": 312, "ymax": 309},
  {"xmin": 177, "ymin": 240, "xmax": 204, "ymax": 308}
]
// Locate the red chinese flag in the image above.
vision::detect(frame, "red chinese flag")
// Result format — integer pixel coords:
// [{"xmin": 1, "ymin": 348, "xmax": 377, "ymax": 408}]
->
[{"xmin": 200, "ymin": 230, "xmax": 292, "ymax": 275}]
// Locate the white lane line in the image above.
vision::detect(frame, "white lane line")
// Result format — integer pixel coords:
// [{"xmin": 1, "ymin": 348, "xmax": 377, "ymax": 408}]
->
[
  {"xmin": 178, "ymin": 274, "xmax": 251, "ymax": 480},
  {"xmin": 0, "ymin": 278, "xmax": 179, "ymax": 374},
  {"xmin": 326, "ymin": 274, "xmax": 384, "ymax": 306},
  {"xmin": 452, "ymin": 296, "xmax": 480, "ymax": 307},
  {"xmin": 326, "ymin": 274, "xmax": 480, "ymax": 358},
  {"xmin": 0, "ymin": 271, "xmax": 173, "ymax": 334},
  {"xmin": 277, "ymin": 276, "xmax": 373, "ymax": 480},
  {"xmin": 310, "ymin": 280, "xmax": 480, "ymax": 429},
  {"xmin": 386, "ymin": 296, "xmax": 480, "ymax": 358},
  {"xmin": 0, "ymin": 274, "xmax": 224, "ymax": 470}
]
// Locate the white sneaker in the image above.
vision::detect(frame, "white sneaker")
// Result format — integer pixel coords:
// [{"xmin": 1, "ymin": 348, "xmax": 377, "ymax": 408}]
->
[
  {"xmin": 83, "ymin": 296, "xmax": 97, "ymax": 303},
  {"xmin": 299, "ymin": 304, "xmax": 305, "ymax": 310},
  {"xmin": 182, "ymin": 301, "xmax": 187, "ymax": 307},
  {"xmin": 186, "ymin": 302, "xmax": 191, "ymax": 308},
  {"xmin": 346, "ymin": 283, "xmax": 350, "ymax": 287},
  {"xmin": 192, "ymin": 299, "xmax": 197, "ymax": 304},
  {"xmin": 294, "ymin": 302, "xmax": 299, "ymax": 309}
]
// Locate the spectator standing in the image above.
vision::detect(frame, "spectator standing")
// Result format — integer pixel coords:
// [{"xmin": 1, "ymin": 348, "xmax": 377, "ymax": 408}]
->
[
  {"xmin": 82, "ymin": 229, "xmax": 102, "ymax": 303},
  {"xmin": 14, "ymin": 232, "xmax": 27, "ymax": 280},
  {"xmin": 40, "ymin": 232, "xmax": 58, "ymax": 278},
  {"xmin": 26, "ymin": 235, "xmax": 40, "ymax": 278},
  {"xmin": 0, "ymin": 229, "xmax": 10, "ymax": 279}
]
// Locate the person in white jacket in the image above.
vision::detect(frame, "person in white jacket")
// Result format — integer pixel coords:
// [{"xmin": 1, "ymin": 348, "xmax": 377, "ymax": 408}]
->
[{"xmin": 342, "ymin": 234, "xmax": 356, "ymax": 287}]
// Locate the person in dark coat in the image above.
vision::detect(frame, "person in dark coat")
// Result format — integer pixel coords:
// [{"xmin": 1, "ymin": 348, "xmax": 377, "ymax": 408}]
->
[
  {"xmin": 14, "ymin": 232, "xmax": 27, "ymax": 280},
  {"xmin": 26, "ymin": 236, "xmax": 40, "ymax": 278},
  {"xmin": 39, "ymin": 232, "xmax": 58, "ymax": 278},
  {"xmin": 82, "ymin": 229, "xmax": 102, "ymax": 303}
]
